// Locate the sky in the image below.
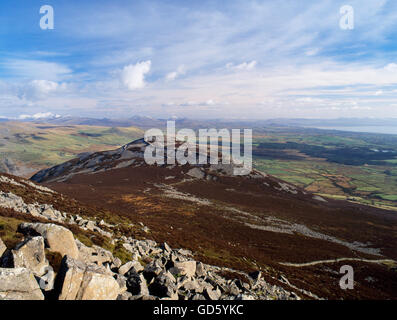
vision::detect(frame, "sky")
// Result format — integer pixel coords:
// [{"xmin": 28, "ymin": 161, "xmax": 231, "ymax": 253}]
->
[{"xmin": 0, "ymin": 0, "xmax": 397, "ymax": 120}]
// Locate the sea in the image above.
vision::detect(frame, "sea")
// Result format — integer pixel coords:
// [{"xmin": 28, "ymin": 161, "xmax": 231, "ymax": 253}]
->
[{"xmin": 306, "ymin": 126, "xmax": 397, "ymax": 135}]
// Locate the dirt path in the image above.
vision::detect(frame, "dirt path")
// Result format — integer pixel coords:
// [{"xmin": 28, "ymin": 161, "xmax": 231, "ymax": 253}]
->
[{"xmin": 279, "ymin": 258, "xmax": 396, "ymax": 267}]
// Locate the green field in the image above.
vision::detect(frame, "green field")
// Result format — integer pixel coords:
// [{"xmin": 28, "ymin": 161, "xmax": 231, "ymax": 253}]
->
[{"xmin": 252, "ymin": 127, "xmax": 397, "ymax": 210}]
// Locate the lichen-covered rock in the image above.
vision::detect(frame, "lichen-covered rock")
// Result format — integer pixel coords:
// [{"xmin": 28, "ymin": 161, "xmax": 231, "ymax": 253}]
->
[
  {"xmin": 0, "ymin": 267, "xmax": 44, "ymax": 300},
  {"xmin": 170, "ymin": 260, "xmax": 196, "ymax": 278},
  {"xmin": 18, "ymin": 223, "xmax": 79, "ymax": 259},
  {"xmin": 76, "ymin": 240, "xmax": 114, "ymax": 266},
  {"xmin": 56, "ymin": 256, "xmax": 86, "ymax": 300},
  {"xmin": 77, "ymin": 267, "xmax": 120, "ymax": 300},
  {"xmin": 119, "ymin": 260, "xmax": 143, "ymax": 276},
  {"xmin": 57, "ymin": 256, "xmax": 120, "ymax": 300},
  {"xmin": 12, "ymin": 236, "xmax": 49, "ymax": 277}
]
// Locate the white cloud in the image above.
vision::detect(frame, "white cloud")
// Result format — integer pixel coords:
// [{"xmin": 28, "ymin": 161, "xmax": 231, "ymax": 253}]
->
[
  {"xmin": 166, "ymin": 65, "xmax": 186, "ymax": 81},
  {"xmin": 227, "ymin": 61, "xmax": 257, "ymax": 71},
  {"xmin": 120, "ymin": 61, "xmax": 151, "ymax": 90},
  {"xmin": 19, "ymin": 112, "xmax": 61, "ymax": 120},
  {"xmin": 18, "ymin": 80, "xmax": 66, "ymax": 101},
  {"xmin": 164, "ymin": 99, "xmax": 217, "ymax": 107},
  {"xmin": 384, "ymin": 63, "xmax": 397, "ymax": 72},
  {"xmin": 3, "ymin": 59, "xmax": 72, "ymax": 81}
]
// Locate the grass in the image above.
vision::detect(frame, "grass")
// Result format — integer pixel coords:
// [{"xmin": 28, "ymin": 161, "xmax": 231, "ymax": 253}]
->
[
  {"xmin": 0, "ymin": 215, "xmax": 24, "ymax": 249},
  {"xmin": 253, "ymin": 129, "xmax": 397, "ymax": 207}
]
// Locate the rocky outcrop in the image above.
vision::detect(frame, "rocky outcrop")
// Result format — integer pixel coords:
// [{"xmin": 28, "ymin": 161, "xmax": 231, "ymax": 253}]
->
[
  {"xmin": 0, "ymin": 192, "xmax": 65, "ymax": 222},
  {"xmin": 0, "ymin": 268, "xmax": 44, "ymax": 300},
  {"xmin": 57, "ymin": 256, "xmax": 120, "ymax": 300},
  {"xmin": 0, "ymin": 190, "xmax": 112, "ymax": 239},
  {"xmin": 0, "ymin": 221, "xmax": 301, "ymax": 301},
  {"xmin": 18, "ymin": 223, "xmax": 79, "ymax": 259}
]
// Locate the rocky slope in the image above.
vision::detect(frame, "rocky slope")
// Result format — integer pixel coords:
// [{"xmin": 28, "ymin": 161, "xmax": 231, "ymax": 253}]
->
[{"xmin": 0, "ymin": 173, "xmax": 301, "ymax": 300}]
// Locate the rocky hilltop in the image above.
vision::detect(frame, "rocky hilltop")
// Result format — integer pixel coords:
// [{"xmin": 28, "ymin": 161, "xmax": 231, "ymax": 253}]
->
[
  {"xmin": 26, "ymin": 139, "xmax": 397, "ymax": 299},
  {"xmin": 1, "ymin": 137, "xmax": 396, "ymax": 299},
  {"xmin": 0, "ymin": 173, "xmax": 300, "ymax": 300}
]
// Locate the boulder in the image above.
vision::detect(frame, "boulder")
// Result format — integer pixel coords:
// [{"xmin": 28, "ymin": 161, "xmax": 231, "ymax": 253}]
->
[
  {"xmin": 0, "ymin": 238, "xmax": 6, "ymax": 258},
  {"xmin": 112, "ymin": 257, "xmax": 122, "ymax": 269},
  {"xmin": 76, "ymin": 240, "xmax": 114, "ymax": 266},
  {"xmin": 12, "ymin": 236, "xmax": 49, "ymax": 277},
  {"xmin": 187, "ymin": 168, "xmax": 205, "ymax": 179},
  {"xmin": 161, "ymin": 242, "xmax": 171, "ymax": 253},
  {"xmin": 77, "ymin": 266, "xmax": 120, "ymax": 300},
  {"xmin": 149, "ymin": 271, "xmax": 177, "ymax": 298},
  {"xmin": 170, "ymin": 260, "xmax": 196, "ymax": 278},
  {"xmin": 18, "ymin": 223, "xmax": 79, "ymax": 259},
  {"xmin": 143, "ymin": 261, "xmax": 163, "ymax": 282},
  {"xmin": 38, "ymin": 267, "xmax": 56, "ymax": 292},
  {"xmin": 56, "ymin": 256, "xmax": 86, "ymax": 300},
  {"xmin": 117, "ymin": 291, "xmax": 133, "ymax": 300},
  {"xmin": 195, "ymin": 262, "xmax": 207, "ymax": 277},
  {"xmin": 57, "ymin": 256, "xmax": 120, "ymax": 300},
  {"xmin": 119, "ymin": 260, "xmax": 143, "ymax": 276},
  {"xmin": 181, "ymin": 279, "xmax": 203, "ymax": 293},
  {"xmin": 114, "ymin": 274, "xmax": 128, "ymax": 293},
  {"xmin": 192, "ymin": 294, "xmax": 206, "ymax": 300},
  {"xmin": 0, "ymin": 267, "xmax": 44, "ymax": 300},
  {"xmin": 205, "ymin": 287, "xmax": 222, "ymax": 300},
  {"xmin": 126, "ymin": 273, "xmax": 149, "ymax": 296}
]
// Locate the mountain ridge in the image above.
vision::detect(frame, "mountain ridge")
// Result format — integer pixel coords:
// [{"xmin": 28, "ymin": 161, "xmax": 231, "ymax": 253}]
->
[{"xmin": 27, "ymin": 138, "xmax": 397, "ymax": 299}]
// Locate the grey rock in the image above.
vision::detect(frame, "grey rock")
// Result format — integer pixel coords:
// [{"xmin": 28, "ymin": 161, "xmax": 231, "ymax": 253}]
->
[
  {"xmin": 235, "ymin": 294, "xmax": 255, "ymax": 300},
  {"xmin": 149, "ymin": 271, "xmax": 177, "ymax": 298},
  {"xmin": 205, "ymin": 287, "xmax": 221, "ymax": 300},
  {"xmin": 18, "ymin": 223, "xmax": 79, "ymax": 259},
  {"xmin": 187, "ymin": 167, "xmax": 205, "ymax": 179},
  {"xmin": 0, "ymin": 267, "xmax": 44, "ymax": 300},
  {"xmin": 12, "ymin": 236, "xmax": 49, "ymax": 277},
  {"xmin": 114, "ymin": 274, "xmax": 128, "ymax": 293},
  {"xmin": 127, "ymin": 273, "xmax": 149, "ymax": 296},
  {"xmin": 195, "ymin": 262, "xmax": 206, "ymax": 277},
  {"xmin": 161, "ymin": 242, "xmax": 171, "ymax": 253},
  {"xmin": 117, "ymin": 291, "xmax": 133, "ymax": 300},
  {"xmin": 119, "ymin": 260, "xmax": 143, "ymax": 276},
  {"xmin": 182, "ymin": 279, "xmax": 203, "ymax": 293},
  {"xmin": 143, "ymin": 262, "xmax": 163, "ymax": 282},
  {"xmin": 169, "ymin": 260, "xmax": 196, "ymax": 278},
  {"xmin": 112, "ymin": 257, "xmax": 122, "ymax": 269},
  {"xmin": 57, "ymin": 256, "xmax": 120, "ymax": 300}
]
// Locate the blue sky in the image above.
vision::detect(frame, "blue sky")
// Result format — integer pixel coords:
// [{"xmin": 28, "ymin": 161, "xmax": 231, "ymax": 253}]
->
[{"xmin": 1, "ymin": 0, "xmax": 397, "ymax": 119}]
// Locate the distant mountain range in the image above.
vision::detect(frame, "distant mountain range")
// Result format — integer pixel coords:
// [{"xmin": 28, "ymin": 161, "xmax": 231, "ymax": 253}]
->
[{"xmin": 3, "ymin": 115, "xmax": 397, "ymax": 130}]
